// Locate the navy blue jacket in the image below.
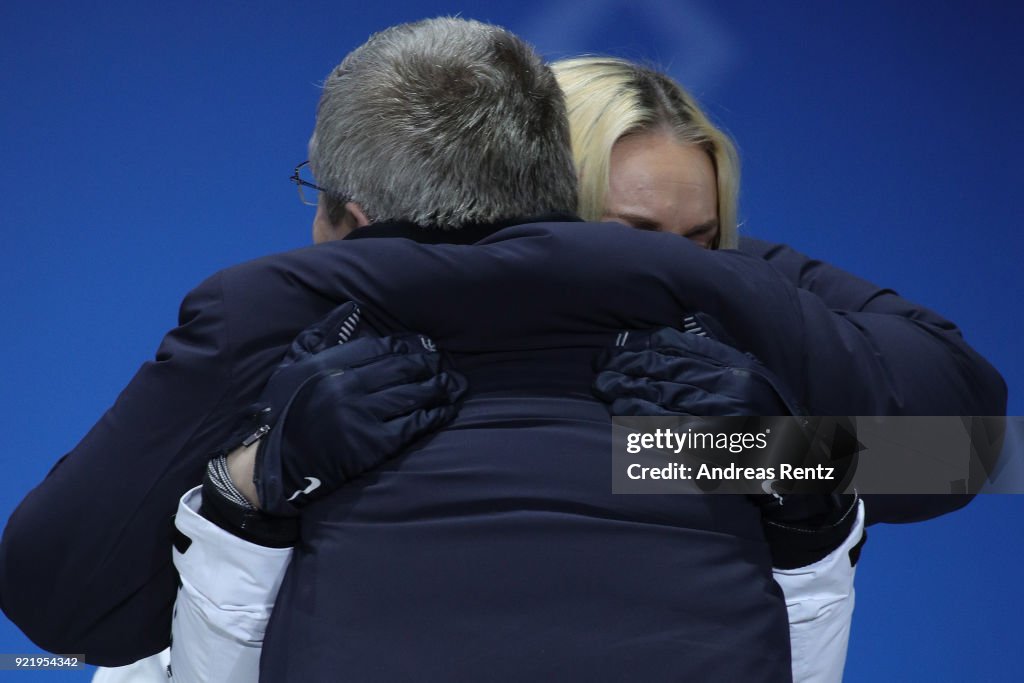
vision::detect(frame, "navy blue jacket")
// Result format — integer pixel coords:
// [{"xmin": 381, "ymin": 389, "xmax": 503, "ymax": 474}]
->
[{"xmin": 0, "ymin": 220, "xmax": 1005, "ymax": 679}]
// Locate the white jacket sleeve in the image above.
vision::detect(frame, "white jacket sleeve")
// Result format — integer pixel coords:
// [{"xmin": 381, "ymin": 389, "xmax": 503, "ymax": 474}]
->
[
  {"xmin": 773, "ymin": 500, "xmax": 865, "ymax": 683},
  {"xmin": 91, "ymin": 648, "xmax": 170, "ymax": 683},
  {"xmin": 168, "ymin": 487, "xmax": 292, "ymax": 683}
]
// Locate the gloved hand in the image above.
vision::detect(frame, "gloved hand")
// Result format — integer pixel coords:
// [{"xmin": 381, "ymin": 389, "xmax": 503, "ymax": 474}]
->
[
  {"xmin": 217, "ymin": 301, "xmax": 467, "ymax": 518},
  {"xmin": 593, "ymin": 322, "xmax": 800, "ymax": 416},
  {"xmin": 594, "ymin": 321, "xmax": 862, "ymax": 568}
]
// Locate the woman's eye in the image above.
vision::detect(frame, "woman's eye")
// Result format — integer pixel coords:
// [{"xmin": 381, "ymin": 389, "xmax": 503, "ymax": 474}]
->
[{"xmin": 630, "ymin": 221, "xmax": 659, "ymax": 231}]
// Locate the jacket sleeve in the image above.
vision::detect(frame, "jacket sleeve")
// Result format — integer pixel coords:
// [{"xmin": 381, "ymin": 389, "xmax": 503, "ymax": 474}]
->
[
  {"xmin": 0, "ymin": 252, "xmax": 339, "ymax": 666},
  {"xmin": 774, "ymin": 500, "xmax": 864, "ymax": 683},
  {"xmin": 543, "ymin": 224, "xmax": 1006, "ymax": 426},
  {"xmin": 0, "ymin": 272, "xmax": 249, "ymax": 665},
  {"xmin": 739, "ymin": 236, "xmax": 1008, "ymax": 523},
  {"xmin": 169, "ymin": 487, "xmax": 291, "ymax": 683}
]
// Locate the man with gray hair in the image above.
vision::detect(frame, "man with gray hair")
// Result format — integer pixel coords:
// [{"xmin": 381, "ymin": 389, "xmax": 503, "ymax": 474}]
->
[
  {"xmin": 1, "ymin": 16, "xmax": 1004, "ymax": 683},
  {"xmin": 309, "ymin": 17, "xmax": 577, "ymax": 234}
]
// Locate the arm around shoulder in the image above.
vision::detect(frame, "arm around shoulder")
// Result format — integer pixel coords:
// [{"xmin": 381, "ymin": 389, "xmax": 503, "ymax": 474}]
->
[
  {"xmin": 741, "ymin": 237, "xmax": 1007, "ymax": 523},
  {"xmin": 740, "ymin": 235, "xmax": 1006, "ymax": 416},
  {"xmin": 0, "ymin": 272, "xmax": 242, "ymax": 665}
]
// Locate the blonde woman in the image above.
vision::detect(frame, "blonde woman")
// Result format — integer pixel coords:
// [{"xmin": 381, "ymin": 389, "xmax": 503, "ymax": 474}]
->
[{"xmin": 553, "ymin": 57, "xmax": 739, "ymax": 249}]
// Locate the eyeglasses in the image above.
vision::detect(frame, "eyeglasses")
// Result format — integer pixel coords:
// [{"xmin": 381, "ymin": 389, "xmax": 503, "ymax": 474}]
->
[{"xmin": 289, "ymin": 160, "xmax": 326, "ymax": 206}]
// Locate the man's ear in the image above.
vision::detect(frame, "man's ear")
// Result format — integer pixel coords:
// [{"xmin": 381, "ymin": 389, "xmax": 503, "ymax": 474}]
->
[
  {"xmin": 313, "ymin": 200, "xmax": 371, "ymax": 243},
  {"xmin": 345, "ymin": 202, "xmax": 371, "ymax": 228}
]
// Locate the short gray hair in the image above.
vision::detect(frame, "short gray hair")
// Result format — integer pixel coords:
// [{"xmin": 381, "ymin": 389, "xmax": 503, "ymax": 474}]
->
[{"xmin": 310, "ymin": 17, "xmax": 578, "ymax": 228}]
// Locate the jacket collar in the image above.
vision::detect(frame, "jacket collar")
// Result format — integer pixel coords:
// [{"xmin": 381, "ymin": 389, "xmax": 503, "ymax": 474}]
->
[{"xmin": 343, "ymin": 213, "xmax": 582, "ymax": 245}]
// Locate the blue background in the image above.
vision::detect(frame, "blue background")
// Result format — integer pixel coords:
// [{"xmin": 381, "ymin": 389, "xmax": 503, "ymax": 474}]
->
[{"xmin": 1, "ymin": 1, "xmax": 1020, "ymax": 680}]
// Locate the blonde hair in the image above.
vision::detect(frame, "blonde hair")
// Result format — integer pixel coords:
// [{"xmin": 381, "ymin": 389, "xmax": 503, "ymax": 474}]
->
[{"xmin": 551, "ymin": 57, "xmax": 739, "ymax": 248}]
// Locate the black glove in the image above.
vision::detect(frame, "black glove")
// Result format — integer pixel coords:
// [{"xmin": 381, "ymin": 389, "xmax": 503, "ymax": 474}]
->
[
  {"xmin": 593, "ymin": 323, "xmax": 801, "ymax": 416},
  {"xmin": 255, "ymin": 302, "xmax": 466, "ymax": 516},
  {"xmin": 594, "ymin": 321, "xmax": 863, "ymax": 568},
  {"xmin": 208, "ymin": 301, "xmax": 466, "ymax": 528}
]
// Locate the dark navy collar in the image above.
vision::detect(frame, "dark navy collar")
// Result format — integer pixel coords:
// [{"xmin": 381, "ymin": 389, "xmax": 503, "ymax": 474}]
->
[{"xmin": 343, "ymin": 213, "xmax": 582, "ymax": 245}]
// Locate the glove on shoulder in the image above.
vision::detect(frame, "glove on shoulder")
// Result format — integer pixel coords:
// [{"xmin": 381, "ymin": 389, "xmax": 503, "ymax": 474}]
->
[
  {"xmin": 593, "ymin": 316, "xmax": 802, "ymax": 417},
  {"xmin": 593, "ymin": 316, "xmax": 861, "ymax": 568},
  {"xmin": 218, "ymin": 301, "xmax": 466, "ymax": 518}
]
